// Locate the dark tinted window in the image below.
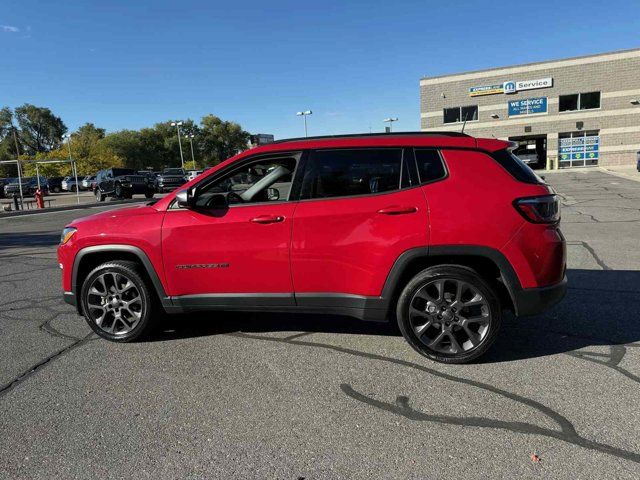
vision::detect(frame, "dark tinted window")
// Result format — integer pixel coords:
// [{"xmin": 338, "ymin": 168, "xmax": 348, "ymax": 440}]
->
[
  {"xmin": 301, "ymin": 149, "xmax": 403, "ymax": 199},
  {"xmin": 491, "ymin": 149, "xmax": 544, "ymax": 184},
  {"xmin": 443, "ymin": 107, "xmax": 461, "ymax": 124},
  {"xmin": 580, "ymin": 91, "xmax": 600, "ymax": 110},
  {"xmin": 461, "ymin": 105, "xmax": 478, "ymax": 122},
  {"xmin": 559, "ymin": 94, "xmax": 579, "ymax": 112},
  {"xmin": 414, "ymin": 149, "xmax": 446, "ymax": 183}
]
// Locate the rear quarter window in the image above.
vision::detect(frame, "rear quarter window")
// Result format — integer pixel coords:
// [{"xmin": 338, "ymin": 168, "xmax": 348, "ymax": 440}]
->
[
  {"xmin": 490, "ymin": 149, "xmax": 544, "ymax": 184},
  {"xmin": 414, "ymin": 149, "xmax": 447, "ymax": 183}
]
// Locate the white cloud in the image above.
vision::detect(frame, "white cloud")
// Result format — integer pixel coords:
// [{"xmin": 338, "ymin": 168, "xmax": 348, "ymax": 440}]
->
[{"xmin": 1, "ymin": 25, "xmax": 20, "ymax": 33}]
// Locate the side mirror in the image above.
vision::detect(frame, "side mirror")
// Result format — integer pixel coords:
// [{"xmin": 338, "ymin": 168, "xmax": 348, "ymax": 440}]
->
[
  {"xmin": 208, "ymin": 193, "xmax": 228, "ymax": 209},
  {"xmin": 176, "ymin": 189, "xmax": 193, "ymax": 208},
  {"xmin": 266, "ymin": 187, "xmax": 280, "ymax": 201}
]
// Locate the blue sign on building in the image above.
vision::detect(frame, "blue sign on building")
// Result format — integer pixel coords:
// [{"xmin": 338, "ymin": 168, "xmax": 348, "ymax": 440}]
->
[
  {"xmin": 559, "ymin": 135, "xmax": 600, "ymax": 164},
  {"xmin": 507, "ymin": 97, "xmax": 548, "ymax": 116}
]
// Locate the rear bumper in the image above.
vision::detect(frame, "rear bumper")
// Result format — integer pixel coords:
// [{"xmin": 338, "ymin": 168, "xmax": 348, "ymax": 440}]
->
[{"xmin": 512, "ymin": 275, "xmax": 567, "ymax": 316}]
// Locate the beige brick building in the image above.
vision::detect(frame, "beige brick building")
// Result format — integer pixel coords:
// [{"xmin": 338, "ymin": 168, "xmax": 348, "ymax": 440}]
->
[{"xmin": 420, "ymin": 48, "xmax": 640, "ymax": 168}]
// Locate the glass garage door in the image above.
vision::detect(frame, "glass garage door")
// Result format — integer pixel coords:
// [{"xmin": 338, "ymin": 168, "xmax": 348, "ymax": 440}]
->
[{"xmin": 559, "ymin": 131, "xmax": 600, "ymax": 168}]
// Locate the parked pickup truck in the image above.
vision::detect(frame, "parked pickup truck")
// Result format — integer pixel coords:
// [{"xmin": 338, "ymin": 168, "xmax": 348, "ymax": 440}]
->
[
  {"xmin": 154, "ymin": 168, "xmax": 187, "ymax": 193},
  {"xmin": 94, "ymin": 168, "xmax": 155, "ymax": 201}
]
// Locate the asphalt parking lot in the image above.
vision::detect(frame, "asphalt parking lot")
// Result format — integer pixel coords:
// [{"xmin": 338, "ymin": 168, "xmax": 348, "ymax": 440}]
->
[{"xmin": 0, "ymin": 169, "xmax": 639, "ymax": 479}]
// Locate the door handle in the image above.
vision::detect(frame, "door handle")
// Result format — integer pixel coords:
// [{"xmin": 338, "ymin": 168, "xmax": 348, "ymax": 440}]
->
[
  {"xmin": 250, "ymin": 215, "xmax": 285, "ymax": 224},
  {"xmin": 377, "ymin": 206, "xmax": 418, "ymax": 215}
]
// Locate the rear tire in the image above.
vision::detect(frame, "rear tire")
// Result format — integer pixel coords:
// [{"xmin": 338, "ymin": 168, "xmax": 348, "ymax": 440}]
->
[
  {"xmin": 80, "ymin": 261, "xmax": 156, "ymax": 342},
  {"xmin": 396, "ymin": 265, "xmax": 501, "ymax": 364}
]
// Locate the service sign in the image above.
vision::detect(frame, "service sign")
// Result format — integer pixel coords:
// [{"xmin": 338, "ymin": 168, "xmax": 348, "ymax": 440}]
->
[
  {"xmin": 469, "ymin": 77, "xmax": 553, "ymax": 96},
  {"xmin": 515, "ymin": 77, "xmax": 553, "ymax": 92},
  {"xmin": 508, "ymin": 97, "xmax": 548, "ymax": 116},
  {"xmin": 469, "ymin": 84, "xmax": 504, "ymax": 96}
]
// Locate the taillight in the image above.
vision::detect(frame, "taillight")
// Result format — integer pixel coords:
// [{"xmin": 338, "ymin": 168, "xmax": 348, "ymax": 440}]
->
[{"xmin": 514, "ymin": 195, "xmax": 560, "ymax": 224}]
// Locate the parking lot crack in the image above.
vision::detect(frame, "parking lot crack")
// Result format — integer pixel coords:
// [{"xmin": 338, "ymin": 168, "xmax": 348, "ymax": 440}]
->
[
  {"xmin": 0, "ymin": 333, "xmax": 93, "ymax": 398},
  {"xmin": 230, "ymin": 332, "xmax": 640, "ymax": 465}
]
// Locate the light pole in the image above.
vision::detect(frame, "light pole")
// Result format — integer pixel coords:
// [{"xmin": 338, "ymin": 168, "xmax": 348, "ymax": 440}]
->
[
  {"xmin": 186, "ymin": 133, "xmax": 196, "ymax": 169},
  {"xmin": 171, "ymin": 121, "xmax": 185, "ymax": 169},
  {"xmin": 296, "ymin": 110, "xmax": 312, "ymax": 137},
  {"xmin": 64, "ymin": 133, "xmax": 80, "ymax": 204},
  {"xmin": 383, "ymin": 117, "xmax": 398, "ymax": 132}
]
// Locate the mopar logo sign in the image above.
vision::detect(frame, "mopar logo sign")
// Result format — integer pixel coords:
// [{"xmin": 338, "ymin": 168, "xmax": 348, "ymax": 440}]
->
[
  {"xmin": 508, "ymin": 97, "xmax": 548, "ymax": 116},
  {"xmin": 503, "ymin": 81, "xmax": 517, "ymax": 94}
]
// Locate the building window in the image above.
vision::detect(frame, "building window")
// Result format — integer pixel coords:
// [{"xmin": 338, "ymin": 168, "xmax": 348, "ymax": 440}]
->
[
  {"xmin": 443, "ymin": 105, "xmax": 478, "ymax": 124},
  {"xmin": 559, "ymin": 92, "xmax": 601, "ymax": 112}
]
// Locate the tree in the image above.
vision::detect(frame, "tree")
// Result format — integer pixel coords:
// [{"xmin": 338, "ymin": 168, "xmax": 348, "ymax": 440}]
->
[
  {"xmin": 199, "ymin": 115, "xmax": 249, "ymax": 165},
  {"xmin": 14, "ymin": 104, "xmax": 67, "ymax": 154}
]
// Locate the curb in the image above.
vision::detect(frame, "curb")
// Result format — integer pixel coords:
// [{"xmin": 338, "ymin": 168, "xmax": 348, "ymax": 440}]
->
[
  {"xmin": 0, "ymin": 197, "xmax": 153, "ymax": 218},
  {"xmin": 598, "ymin": 167, "xmax": 640, "ymax": 184}
]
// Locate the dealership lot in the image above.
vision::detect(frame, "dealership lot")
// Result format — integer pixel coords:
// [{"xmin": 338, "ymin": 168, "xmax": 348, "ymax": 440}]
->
[{"xmin": 0, "ymin": 170, "xmax": 639, "ymax": 478}]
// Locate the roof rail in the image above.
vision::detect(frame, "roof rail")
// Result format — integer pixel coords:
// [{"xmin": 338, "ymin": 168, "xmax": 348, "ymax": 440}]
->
[{"xmin": 270, "ymin": 131, "xmax": 470, "ymax": 144}]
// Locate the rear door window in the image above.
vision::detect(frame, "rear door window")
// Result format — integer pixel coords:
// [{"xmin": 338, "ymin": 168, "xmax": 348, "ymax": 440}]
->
[{"xmin": 301, "ymin": 149, "xmax": 403, "ymax": 200}]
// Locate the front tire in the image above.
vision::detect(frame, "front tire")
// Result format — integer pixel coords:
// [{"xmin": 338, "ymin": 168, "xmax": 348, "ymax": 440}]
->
[
  {"xmin": 144, "ymin": 190, "xmax": 154, "ymax": 199},
  {"xmin": 396, "ymin": 266, "xmax": 501, "ymax": 364},
  {"xmin": 80, "ymin": 261, "xmax": 155, "ymax": 342},
  {"xmin": 95, "ymin": 189, "xmax": 105, "ymax": 202}
]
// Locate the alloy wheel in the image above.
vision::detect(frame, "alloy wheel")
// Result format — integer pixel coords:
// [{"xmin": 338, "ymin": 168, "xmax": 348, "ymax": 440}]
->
[
  {"xmin": 85, "ymin": 271, "xmax": 144, "ymax": 335},
  {"xmin": 409, "ymin": 278, "xmax": 491, "ymax": 355}
]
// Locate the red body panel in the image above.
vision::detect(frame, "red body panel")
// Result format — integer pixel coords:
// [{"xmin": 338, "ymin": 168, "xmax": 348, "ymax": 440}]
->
[
  {"xmin": 160, "ymin": 203, "xmax": 297, "ymax": 295},
  {"xmin": 58, "ymin": 134, "xmax": 566, "ymax": 310},
  {"xmin": 58, "ymin": 205, "xmax": 164, "ymax": 292},
  {"xmin": 290, "ymin": 187, "xmax": 428, "ymax": 296}
]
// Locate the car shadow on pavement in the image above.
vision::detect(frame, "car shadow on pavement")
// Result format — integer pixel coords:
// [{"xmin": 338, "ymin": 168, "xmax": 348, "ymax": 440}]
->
[
  {"xmin": 482, "ymin": 268, "xmax": 640, "ymax": 363},
  {"xmin": 151, "ymin": 268, "xmax": 640, "ymax": 363}
]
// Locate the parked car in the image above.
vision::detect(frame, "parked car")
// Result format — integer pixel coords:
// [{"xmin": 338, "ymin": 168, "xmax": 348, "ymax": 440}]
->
[
  {"xmin": 47, "ymin": 176, "xmax": 64, "ymax": 193},
  {"xmin": 0, "ymin": 178, "xmax": 15, "ymax": 198},
  {"xmin": 186, "ymin": 169, "xmax": 202, "ymax": 181},
  {"xmin": 4, "ymin": 176, "xmax": 49, "ymax": 197},
  {"xmin": 154, "ymin": 167, "xmax": 187, "ymax": 193},
  {"xmin": 81, "ymin": 175, "xmax": 96, "ymax": 191},
  {"xmin": 93, "ymin": 168, "xmax": 155, "ymax": 201},
  {"xmin": 58, "ymin": 132, "xmax": 566, "ymax": 363},
  {"xmin": 62, "ymin": 176, "xmax": 80, "ymax": 192}
]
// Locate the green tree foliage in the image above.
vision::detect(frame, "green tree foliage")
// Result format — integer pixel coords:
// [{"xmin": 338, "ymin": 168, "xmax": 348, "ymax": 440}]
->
[
  {"xmin": 0, "ymin": 103, "xmax": 252, "ymax": 178},
  {"xmin": 14, "ymin": 104, "xmax": 67, "ymax": 154},
  {"xmin": 199, "ymin": 115, "xmax": 250, "ymax": 166}
]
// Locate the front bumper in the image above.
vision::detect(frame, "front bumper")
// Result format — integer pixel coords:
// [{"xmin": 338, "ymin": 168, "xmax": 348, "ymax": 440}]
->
[{"xmin": 512, "ymin": 275, "xmax": 567, "ymax": 316}]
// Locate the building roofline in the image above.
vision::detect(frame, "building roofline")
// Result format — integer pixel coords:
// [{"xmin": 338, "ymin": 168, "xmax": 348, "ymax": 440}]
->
[
  {"xmin": 420, "ymin": 47, "xmax": 640, "ymax": 83},
  {"xmin": 270, "ymin": 132, "xmax": 470, "ymax": 144}
]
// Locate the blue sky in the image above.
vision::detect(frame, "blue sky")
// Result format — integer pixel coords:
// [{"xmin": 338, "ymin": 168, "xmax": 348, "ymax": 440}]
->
[{"xmin": 1, "ymin": 0, "xmax": 638, "ymax": 139}]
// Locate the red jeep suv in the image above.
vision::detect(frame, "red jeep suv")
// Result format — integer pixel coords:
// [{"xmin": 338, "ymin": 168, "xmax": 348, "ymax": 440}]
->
[{"xmin": 58, "ymin": 133, "xmax": 566, "ymax": 363}]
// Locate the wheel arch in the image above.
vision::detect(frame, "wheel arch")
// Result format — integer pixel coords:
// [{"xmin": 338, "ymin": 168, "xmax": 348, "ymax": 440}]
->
[
  {"xmin": 72, "ymin": 245, "xmax": 171, "ymax": 314},
  {"xmin": 381, "ymin": 246, "xmax": 521, "ymax": 317}
]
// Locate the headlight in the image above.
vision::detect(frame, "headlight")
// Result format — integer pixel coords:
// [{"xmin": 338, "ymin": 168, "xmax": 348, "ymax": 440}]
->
[{"xmin": 60, "ymin": 227, "xmax": 77, "ymax": 245}]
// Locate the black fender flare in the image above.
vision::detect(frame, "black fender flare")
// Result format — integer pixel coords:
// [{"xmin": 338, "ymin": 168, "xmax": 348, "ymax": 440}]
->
[
  {"xmin": 71, "ymin": 245, "xmax": 174, "ymax": 312},
  {"xmin": 380, "ymin": 245, "xmax": 523, "ymax": 315}
]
